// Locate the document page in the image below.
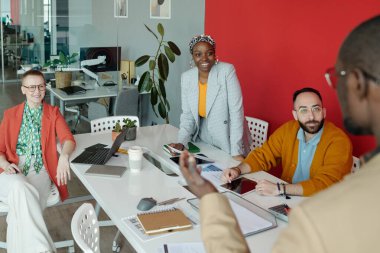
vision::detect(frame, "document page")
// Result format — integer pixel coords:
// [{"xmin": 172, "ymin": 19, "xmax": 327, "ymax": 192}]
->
[
  {"xmin": 229, "ymin": 199, "xmax": 272, "ymax": 235},
  {"xmin": 161, "ymin": 243, "xmax": 205, "ymax": 253}
]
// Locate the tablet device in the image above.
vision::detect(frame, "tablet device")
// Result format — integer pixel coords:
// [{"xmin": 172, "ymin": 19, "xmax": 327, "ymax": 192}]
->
[
  {"xmin": 220, "ymin": 177, "xmax": 257, "ymax": 195},
  {"xmin": 170, "ymin": 154, "xmax": 212, "ymax": 165},
  {"xmin": 85, "ymin": 165, "xmax": 126, "ymax": 178}
]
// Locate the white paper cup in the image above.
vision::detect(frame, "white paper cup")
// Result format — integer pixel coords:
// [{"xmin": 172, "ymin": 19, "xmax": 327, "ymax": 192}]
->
[{"xmin": 128, "ymin": 146, "xmax": 143, "ymax": 173}]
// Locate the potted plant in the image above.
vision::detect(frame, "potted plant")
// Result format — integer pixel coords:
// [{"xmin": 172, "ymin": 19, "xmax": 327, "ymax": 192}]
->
[
  {"xmin": 135, "ymin": 23, "xmax": 181, "ymax": 124},
  {"xmin": 112, "ymin": 118, "xmax": 138, "ymax": 141},
  {"xmin": 44, "ymin": 51, "xmax": 79, "ymax": 88}
]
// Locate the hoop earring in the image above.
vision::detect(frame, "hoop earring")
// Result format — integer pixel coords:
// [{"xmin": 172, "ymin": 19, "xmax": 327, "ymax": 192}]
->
[
  {"xmin": 189, "ymin": 59, "xmax": 195, "ymax": 68},
  {"xmin": 215, "ymin": 57, "xmax": 219, "ymax": 65}
]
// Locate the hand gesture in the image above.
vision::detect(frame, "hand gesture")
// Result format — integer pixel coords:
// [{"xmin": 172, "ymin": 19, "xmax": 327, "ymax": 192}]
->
[
  {"xmin": 222, "ymin": 167, "xmax": 241, "ymax": 183},
  {"xmin": 179, "ymin": 150, "xmax": 217, "ymax": 199},
  {"xmin": 2, "ymin": 163, "xmax": 21, "ymax": 174},
  {"xmin": 168, "ymin": 143, "xmax": 185, "ymax": 156},
  {"xmin": 56, "ymin": 154, "xmax": 71, "ymax": 186}
]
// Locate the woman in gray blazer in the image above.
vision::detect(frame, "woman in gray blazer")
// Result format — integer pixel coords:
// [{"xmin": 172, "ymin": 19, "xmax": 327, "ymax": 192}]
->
[{"xmin": 171, "ymin": 35, "xmax": 245, "ymax": 160}]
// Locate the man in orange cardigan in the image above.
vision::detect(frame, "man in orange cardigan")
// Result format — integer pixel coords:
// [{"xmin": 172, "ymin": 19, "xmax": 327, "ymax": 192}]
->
[{"xmin": 223, "ymin": 87, "xmax": 352, "ymax": 196}]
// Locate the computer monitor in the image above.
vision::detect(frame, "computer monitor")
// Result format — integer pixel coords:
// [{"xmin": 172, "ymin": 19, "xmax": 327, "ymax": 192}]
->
[{"xmin": 79, "ymin": 46, "xmax": 121, "ymax": 72}]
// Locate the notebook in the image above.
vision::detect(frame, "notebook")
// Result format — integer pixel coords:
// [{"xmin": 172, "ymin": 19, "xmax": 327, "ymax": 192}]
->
[
  {"xmin": 137, "ymin": 208, "xmax": 192, "ymax": 235},
  {"xmin": 71, "ymin": 129, "xmax": 127, "ymax": 164},
  {"xmin": 85, "ymin": 165, "xmax": 126, "ymax": 178},
  {"xmin": 60, "ymin": 86, "xmax": 86, "ymax": 95}
]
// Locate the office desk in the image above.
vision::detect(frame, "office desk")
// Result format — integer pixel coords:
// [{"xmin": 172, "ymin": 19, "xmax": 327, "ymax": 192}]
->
[
  {"xmin": 47, "ymin": 84, "xmax": 118, "ymax": 115},
  {"xmin": 70, "ymin": 124, "xmax": 304, "ymax": 253}
]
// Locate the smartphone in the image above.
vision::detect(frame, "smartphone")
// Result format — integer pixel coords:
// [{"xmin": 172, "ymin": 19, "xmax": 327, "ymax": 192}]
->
[
  {"xmin": 170, "ymin": 154, "xmax": 212, "ymax": 165},
  {"xmin": 220, "ymin": 177, "xmax": 257, "ymax": 195}
]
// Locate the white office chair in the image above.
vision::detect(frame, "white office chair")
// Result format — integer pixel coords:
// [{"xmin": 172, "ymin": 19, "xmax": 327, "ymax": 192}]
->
[
  {"xmin": 0, "ymin": 183, "xmax": 75, "ymax": 252},
  {"xmin": 91, "ymin": 115, "xmax": 140, "ymax": 133},
  {"xmin": 245, "ymin": 116, "xmax": 269, "ymax": 150},
  {"xmin": 89, "ymin": 115, "xmax": 140, "ymax": 252},
  {"xmin": 71, "ymin": 203, "xmax": 100, "ymax": 253},
  {"xmin": 351, "ymin": 156, "xmax": 361, "ymax": 174}
]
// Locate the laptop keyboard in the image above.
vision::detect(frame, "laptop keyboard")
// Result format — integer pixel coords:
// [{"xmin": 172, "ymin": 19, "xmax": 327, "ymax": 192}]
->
[{"xmin": 72, "ymin": 148, "xmax": 110, "ymax": 164}]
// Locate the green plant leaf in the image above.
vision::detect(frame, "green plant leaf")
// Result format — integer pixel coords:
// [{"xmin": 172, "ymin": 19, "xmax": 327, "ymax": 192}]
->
[
  {"xmin": 151, "ymin": 86, "xmax": 158, "ymax": 105},
  {"xmin": 152, "ymin": 105, "xmax": 159, "ymax": 118},
  {"xmin": 149, "ymin": 60, "xmax": 156, "ymax": 70},
  {"xmin": 52, "ymin": 59, "xmax": 61, "ymax": 65},
  {"xmin": 164, "ymin": 46, "xmax": 175, "ymax": 63},
  {"xmin": 122, "ymin": 118, "xmax": 137, "ymax": 128},
  {"xmin": 165, "ymin": 98, "xmax": 171, "ymax": 111},
  {"xmin": 43, "ymin": 61, "xmax": 51, "ymax": 67},
  {"xmin": 157, "ymin": 23, "xmax": 164, "ymax": 37},
  {"xmin": 114, "ymin": 122, "xmax": 122, "ymax": 132},
  {"xmin": 158, "ymin": 53, "xmax": 169, "ymax": 81},
  {"xmin": 138, "ymin": 71, "xmax": 150, "ymax": 92},
  {"xmin": 135, "ymin": 55, "xmax": 150, "ymax": 67},
  {"xmin": 158, "ymin": 101, "xmax": 167, "ymax": 118},
  {"xmin": 146, "ymin": 78, "xmax": 153, "ymax": 92},
  {"xmin": 168, "ymin": 41, "xmax": 181, "ymax": 56},
  {"xmin": 159, "ymin": 79, "xmax": 166, "ymax": 99},
  {"xmin": 144, "ymin": 24, "xmax": 159, "ymax": 40},
  {"xmin": 59, "ymin": 52, "xmax": 67, "ymax": 65}
]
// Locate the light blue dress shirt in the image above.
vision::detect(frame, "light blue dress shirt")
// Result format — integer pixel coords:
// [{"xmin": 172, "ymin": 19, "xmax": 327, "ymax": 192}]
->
[{"xmin": 292, "ymin": 127, "xmax": 324, "ymax": 184}]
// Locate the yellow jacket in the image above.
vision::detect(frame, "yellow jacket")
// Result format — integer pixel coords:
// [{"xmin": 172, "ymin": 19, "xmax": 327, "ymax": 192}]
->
[{"xmin": 244, "ymin": 120, "xmax": 352, "ymax": 196}]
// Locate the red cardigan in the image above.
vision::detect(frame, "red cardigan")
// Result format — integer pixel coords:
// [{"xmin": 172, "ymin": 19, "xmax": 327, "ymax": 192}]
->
[{"xmin": 0, "ymin": 102, "xmax": 76, "ymax": 201}]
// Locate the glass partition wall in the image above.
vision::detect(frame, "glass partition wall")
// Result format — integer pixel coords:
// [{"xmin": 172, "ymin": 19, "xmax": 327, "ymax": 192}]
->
[{"xmin": 1, "ymin": 0, "xmax": 121, "ymax": 84}]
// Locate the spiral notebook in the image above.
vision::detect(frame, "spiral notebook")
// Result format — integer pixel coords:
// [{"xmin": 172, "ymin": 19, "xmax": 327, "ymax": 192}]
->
[{"xmin": 137, "ymin": 207, "xmax": 192, "ymax": 235}]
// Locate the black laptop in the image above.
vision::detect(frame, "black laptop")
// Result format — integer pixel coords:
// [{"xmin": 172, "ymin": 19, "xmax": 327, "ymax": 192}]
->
[
  {"xmin": 72, "ymin": 129, "xmax": 128, "ymax": 164},
  {"xmin": 60, "ymin": 86, "xmax": 86, "ymax": 95}
]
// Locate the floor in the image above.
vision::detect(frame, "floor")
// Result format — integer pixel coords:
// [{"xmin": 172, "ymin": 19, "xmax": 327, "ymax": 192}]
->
[{"xmin": 0, "ymin": 81, "xmax": 137, "ymax": 253}]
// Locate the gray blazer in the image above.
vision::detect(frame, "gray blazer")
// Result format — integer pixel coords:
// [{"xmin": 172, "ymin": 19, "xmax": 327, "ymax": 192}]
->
[{"xmin": 178, "ymin": 62, "xmax": 245, "ymax": 156}]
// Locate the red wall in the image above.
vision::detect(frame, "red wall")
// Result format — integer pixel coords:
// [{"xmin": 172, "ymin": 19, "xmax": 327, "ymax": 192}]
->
[{"xmin": 205, "ymin": 0, "xmax": 379, "ymax": 156}]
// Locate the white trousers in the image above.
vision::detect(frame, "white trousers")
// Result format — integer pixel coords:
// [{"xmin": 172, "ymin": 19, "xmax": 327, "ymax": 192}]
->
[{"xmin": 0, "ymin": 156, "xmax": 56, "ymax": 253}]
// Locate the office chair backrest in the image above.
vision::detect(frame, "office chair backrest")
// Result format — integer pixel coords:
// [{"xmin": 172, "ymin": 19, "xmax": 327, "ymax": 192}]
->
[
  {"xmin": 113, "ymin": 87, "xmax": 139, "ymax": 116},
  {"xmin": 245, "ymin": 116, "xmax": 269, "ymax": 151},
  {"xmin": 90, "ymin": 116, "xmax": 140, "ymax": 133},
  {"xmin": 71, "ymin": 203, "xmax": 100, "ymax": 253}
]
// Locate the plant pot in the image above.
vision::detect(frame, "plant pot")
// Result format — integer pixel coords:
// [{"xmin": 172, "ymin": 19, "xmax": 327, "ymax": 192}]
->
[
  {"xmin": 55, "ymin": 71, "xmax": 72, "ymax": 88},
  {"xmin": 124, "ymin": 126, "xmax": 137, "ymax": 141},
  {"xmin": 112, "ymin": 131, "xmax": 121, "ymax": 141}
]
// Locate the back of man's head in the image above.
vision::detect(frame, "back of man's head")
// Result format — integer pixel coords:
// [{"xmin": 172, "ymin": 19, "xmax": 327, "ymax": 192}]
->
[{"xmin": 339, "ymin": 15, "xmax": 380, "ymax": 78}]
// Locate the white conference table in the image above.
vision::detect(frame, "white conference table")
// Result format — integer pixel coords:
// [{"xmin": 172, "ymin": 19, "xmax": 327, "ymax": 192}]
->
[
  {"xmin": 46, "ymin": 83, "xmax": 118, "ymax": 115},
  {"xmin": 70, "ymin": 124, "xmax": 305, "ymax": 253}
]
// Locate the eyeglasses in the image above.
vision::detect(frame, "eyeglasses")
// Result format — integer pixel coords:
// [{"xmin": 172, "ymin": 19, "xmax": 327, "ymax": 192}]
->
[
  {"xmin": 324, "ymin": 67, "xmax": 346, "ymax": 89},
  {"xmin": 22, "ymin": 84, "xmax": 46, "ymax": 92},
  {"xmin": 325, "ymin": 67, "xmax": 379, "ymax": 89},
  {"xmin": 295, "ymin": 106, "xmax": 322, "ymax": 116}
]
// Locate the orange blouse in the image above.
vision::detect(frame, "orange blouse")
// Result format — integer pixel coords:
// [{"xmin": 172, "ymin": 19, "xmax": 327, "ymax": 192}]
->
[{"xmin": 198, "ymin": 81, "xmax": 207, "ymax": 118}]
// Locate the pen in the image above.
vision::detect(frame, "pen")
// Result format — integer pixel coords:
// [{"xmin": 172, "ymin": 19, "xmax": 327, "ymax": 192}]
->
[
  {"xmin": 167, "ymin": 146, "xmax": 215, "ymax": 163},
  {"xmin": 158, "ymin": 197, "xmax": 186, "ymax": 205}
]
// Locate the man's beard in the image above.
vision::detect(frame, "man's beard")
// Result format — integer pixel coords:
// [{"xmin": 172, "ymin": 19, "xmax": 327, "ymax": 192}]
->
[
  {"xmin": 343, "ymin": 117, "xmax": 372, "ymax": 135},
  {"xmin": 299, "ymin": 119, "xmax": 324, "ymax": 134}
]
